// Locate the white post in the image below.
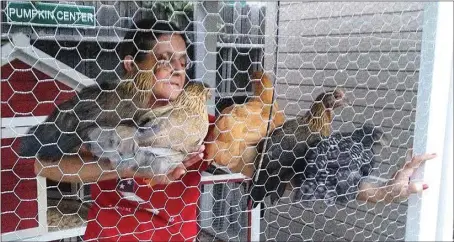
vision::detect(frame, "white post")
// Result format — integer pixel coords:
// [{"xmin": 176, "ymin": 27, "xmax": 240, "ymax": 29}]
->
[
  {"xmin": 36, "ymin": 176, "xmax": 48, "ymax": 236},
  {"xmin": 263, "ymin": 2, "xmax": 278, "ymax": 73},
  {"xmin": 250, "ymin": 204, "xmax": 261, "ymax": 242},
  {"xmin": 435, "ymin": 67, "xmax": 453, "ymax": 241},
  {"xmin": 194, "ymin": 2, "xmax": 218, "ymax": 115},
  {"xmin": 405, "ymin": 2, "xmax": 453, "ymax": 241},
  {"xmin": 249, "ymin": 3, "xmax": 279, "ymax": 241}
]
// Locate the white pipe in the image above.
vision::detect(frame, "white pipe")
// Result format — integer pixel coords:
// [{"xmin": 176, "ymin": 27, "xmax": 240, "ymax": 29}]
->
[
  {"xmin": 250, "ymin": 205, "xmax": 262, "ymax": 242},
  {"xmin": 405, "ymin": 2, "xmax": 453, "ymax": 241},
  {"xmin": 435, "ymin": 61, "xmax": 453, "ymax": 241},
  {"xmin": 36, "ymin": 176, "xmax": 48, "ymax": 236}
]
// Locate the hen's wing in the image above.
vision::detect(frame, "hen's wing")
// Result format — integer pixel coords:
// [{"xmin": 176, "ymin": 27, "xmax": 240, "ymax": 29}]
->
[{"xmin": 85, "ymin": 104, "xmax": 172, "ymax": 162}]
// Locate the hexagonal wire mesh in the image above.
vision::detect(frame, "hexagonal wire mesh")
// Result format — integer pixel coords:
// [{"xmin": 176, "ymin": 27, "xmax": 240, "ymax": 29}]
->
[{"xmin": 0, "ymin": 1, "xmax": 447, "ymax": 242}]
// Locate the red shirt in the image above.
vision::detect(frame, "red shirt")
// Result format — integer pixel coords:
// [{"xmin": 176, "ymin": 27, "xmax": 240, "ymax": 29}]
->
[{"xmin": 83, "ymin": 115, "xmax": 216, "ymax": 242}]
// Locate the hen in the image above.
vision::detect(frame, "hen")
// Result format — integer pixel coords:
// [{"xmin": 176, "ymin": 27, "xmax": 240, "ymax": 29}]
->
[
  {"xmin": 87, "ymin": 81, "xmax": 211, "ymax": 176},
  {"xmin": 206, "ymin": 71, "xmax": 285, "ymax": 177},
  {"xmin": 20, "ymin": 77, "xmax": 211, "ymax": 176},
  {"xmin": 291, "ymin": 123, "xmax": 388, "ymax": 206},
  {"xmin": 19, "ymin": 69, "xmax": 161, "ymax": 160},
  {"xmin": 249, "ymin": 89, "xmax": 348, "ymax": 210}
]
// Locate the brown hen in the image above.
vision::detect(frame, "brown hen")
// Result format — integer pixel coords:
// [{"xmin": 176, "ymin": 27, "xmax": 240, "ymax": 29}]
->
[{"xmin": 205, "ymin": 71, "xmax": 285, "ymax": 176}]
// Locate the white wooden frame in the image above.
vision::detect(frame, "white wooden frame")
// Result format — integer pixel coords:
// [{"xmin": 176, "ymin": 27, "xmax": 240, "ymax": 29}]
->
[
  {"xmin": 1, "ymin": 176, "xmax": 48, "ymax": 241},
  {"xmin": 405, "ymin": 2, "xmax": 453, "ymax": 241},
  {"xmin": 1, "ymin": 116, "xmax": 47, "ymax": 139},
  {"xmin": 1, "ymin": 33, "xmax": 95, "ymax": 90},
  {"xmin": 21, "ymin": 226, "xmax": 87, "ymax": 242}
]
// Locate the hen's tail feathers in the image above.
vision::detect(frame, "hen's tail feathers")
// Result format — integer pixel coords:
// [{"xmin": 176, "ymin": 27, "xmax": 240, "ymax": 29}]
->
[
  {"xmin": 250, "ymin": 187, "xmax": 266, "ymax": 219},
  {"xmin": 250, "ymin": 183, "xmax": 267, "ymax": 219},
  {"xmin": 271, "ymin": 181, "xmax": 288, "ymax": 205},
  {"xmin": 250, "ymin": 176, "xmax": 287, "ymax": 218},
  {"xmin": 18, "ymin": 111, "xmax": 87, "ymax": 161},
  {"xmin": 250, "ymin": 177, "xmax": 266, "ymax": 208},
  {"xmin": 18, "ymin": 119, "xmax": 66, "ymax": 160},
  {"xmin": 251, "ymin": 71, "xmax": 274, "ymax": 104}
]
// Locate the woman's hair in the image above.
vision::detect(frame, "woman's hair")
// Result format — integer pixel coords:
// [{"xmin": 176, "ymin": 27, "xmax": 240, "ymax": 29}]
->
[{"xmin": 117, "ymin": 18, "xmax": 189, "ymax": 63}]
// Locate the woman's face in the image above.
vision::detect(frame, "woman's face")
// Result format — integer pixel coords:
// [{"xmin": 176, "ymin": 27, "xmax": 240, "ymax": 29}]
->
[{"xmin": 138, "ymin": 34, "xmax": 188, "ymax": 102}]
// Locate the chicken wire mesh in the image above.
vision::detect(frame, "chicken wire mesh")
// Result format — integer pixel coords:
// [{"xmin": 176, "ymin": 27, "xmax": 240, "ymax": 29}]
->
[{"xmin": 0, "ymin": 1, "xmax": 443, "ymax": 242}]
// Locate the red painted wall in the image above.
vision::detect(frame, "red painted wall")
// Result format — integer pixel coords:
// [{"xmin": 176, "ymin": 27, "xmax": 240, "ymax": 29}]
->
[
  {"xmin": 1, "ymin": 59, "xmax": 76, "ymax": 233},
  {"xmin": 1, "ymin": 60, "xmax": 75, "ymax": 118},
  {"xmin": 1, "ymin": 138, "xmax": 38, "ymax": 233}
]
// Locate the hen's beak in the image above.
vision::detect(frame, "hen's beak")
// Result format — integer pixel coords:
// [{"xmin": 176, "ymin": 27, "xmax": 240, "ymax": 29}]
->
[{"xmin": 333, "ymin": 91, "xmax": 350, "ymax": 109}]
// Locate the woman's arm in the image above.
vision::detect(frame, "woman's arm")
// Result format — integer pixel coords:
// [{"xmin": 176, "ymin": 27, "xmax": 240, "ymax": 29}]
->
[
  {"xmin": 357, "ymin": 152, "xmax": 436, "ymax": 203},
  {"xmin": 357, "ymin": 181, "xmax": 427, "ymax": 204},
  {"xmin": 35, "ymin": 146, "xmax": 207, "ymax": 187},
  {"xmin": 34, "ymin": 150, "xmax": 130, "ymax": 184}
]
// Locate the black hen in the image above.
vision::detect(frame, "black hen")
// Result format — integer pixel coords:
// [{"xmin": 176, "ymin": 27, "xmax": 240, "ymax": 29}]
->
[
  {"xmin": 249, "ymin": 89, "xmax": 348, "ymax": 211},
  {"xmin": 291, "ymin": 124, "xmax": 387, "ymax": 206}
]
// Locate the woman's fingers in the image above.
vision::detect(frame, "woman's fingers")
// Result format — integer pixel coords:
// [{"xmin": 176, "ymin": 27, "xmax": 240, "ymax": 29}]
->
[
  {"xmin": 408, "ymin": 182, "xmax": 429, "ymax": 193},
  {"xmin": 383, "ymin": 152, "xmax": 436, "ymax": 202},
  {"xmin": 145, "ymin": 165, "xmax": 186, "ymax": 186},
  {"xmin": 394, "ymin": 153, "xmax": 437, "ymax": 181},
  {"xmin": 146, "ymin": 146, "xmax": 205, "ymax": 187},
  {"xmin": 182, "ymin": 145, "xmax": 205, "ymax": 168},
  {"xmin": 170, "ymin": 165, "xmax": 186, "ymax": 180},
  {"xmin": 182, "ymin": 153, "xmax": 204, "ymax": 168},
  {"xmin": 404, "ymin": 153, "xmax": 437, "ymax": 170},
  {"xmin": 198, "ymin": 145, "xmax": 206, "ymax": 153},
  {"xmin": 391, "ymin": 152, "xmax": 436, "ymax": 200},
  {"xmin": 390, "ymin": 182, "xmax": 429, "ymax": 202},
  {"xmin": 143, "ymin": 145, "xmax": 206, "ymax": 187}
]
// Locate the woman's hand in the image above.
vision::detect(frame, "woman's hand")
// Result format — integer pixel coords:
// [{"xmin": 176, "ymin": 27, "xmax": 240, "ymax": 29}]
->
[
  {"xmin": 141, "ymin": 145, "xmax": 205, "ymax": 187},
  {"xmin": 383, "ymin": 151, "xmax": 437, "ymax": 203},
  {"xmin": 359, "ymin": 151, "xmax": 437, "ymax": 203}
]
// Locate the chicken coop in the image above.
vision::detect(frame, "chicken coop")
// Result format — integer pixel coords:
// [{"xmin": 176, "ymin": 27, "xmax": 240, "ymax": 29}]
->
[{"xmin": 1, "ymin": 1, "xmax": 452, "ymax": 241}]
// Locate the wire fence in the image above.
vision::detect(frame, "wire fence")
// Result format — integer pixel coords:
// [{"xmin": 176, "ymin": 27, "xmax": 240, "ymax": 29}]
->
[{"xmin": 1, "ymin": 1, "xmax": 452, "ymax": 241}]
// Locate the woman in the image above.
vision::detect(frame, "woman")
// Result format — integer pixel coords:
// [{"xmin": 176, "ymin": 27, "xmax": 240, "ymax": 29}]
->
[
  {"xmin": 34, "ymin": 18, "xmax": 436, "ymax": 241},
  {"xmin": 35, "ymin": 18, "xmax": 217, "ymax": 241}
]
